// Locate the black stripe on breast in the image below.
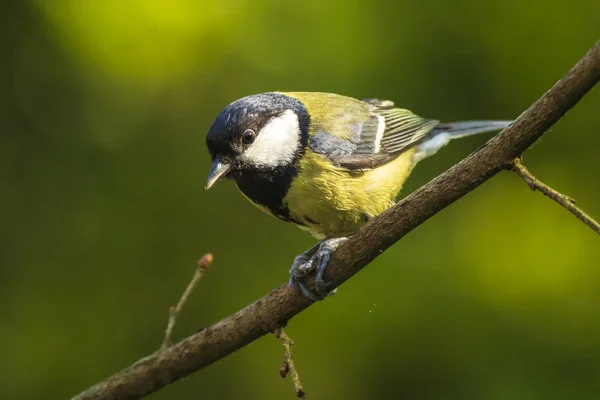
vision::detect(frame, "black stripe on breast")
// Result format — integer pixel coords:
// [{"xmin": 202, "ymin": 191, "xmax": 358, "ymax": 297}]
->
[{"xmin": 234, "ymin": 165, "xmax": 299, "ymax": 222}]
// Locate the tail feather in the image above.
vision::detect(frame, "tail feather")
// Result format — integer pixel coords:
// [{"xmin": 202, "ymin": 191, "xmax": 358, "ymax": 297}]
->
[
  {"xmin": 434, "ymin": 120, "xmax": 512, "ymax": 139},
  {"xmin": 414, "ymin": 120, "xmax": 512, "ymax": 162}
]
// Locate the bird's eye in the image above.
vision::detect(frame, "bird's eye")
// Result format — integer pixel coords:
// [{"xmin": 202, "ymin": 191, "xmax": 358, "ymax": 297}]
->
[{"xmin": 241, "ymin": 129, "xmax": 256, "ymax": 144}]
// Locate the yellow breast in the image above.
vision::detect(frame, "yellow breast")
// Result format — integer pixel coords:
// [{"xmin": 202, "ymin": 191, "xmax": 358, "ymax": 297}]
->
[{"xmin": 284, "ymin": 149, "xmax": 416, "ymax": 238}]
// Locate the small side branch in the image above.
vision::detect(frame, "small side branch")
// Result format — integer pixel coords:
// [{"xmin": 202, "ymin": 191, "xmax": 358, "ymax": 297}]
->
[
  {"xmin": 275, "ymin": 328, "xmax": 305, "ymax": 399},
  {"xmin": 162, "ymin": 253, "xmax": 214, "ymax": 349},
  {"xmin": 512, "ymin": 159, "xmax": 600, "ymax": 235}
]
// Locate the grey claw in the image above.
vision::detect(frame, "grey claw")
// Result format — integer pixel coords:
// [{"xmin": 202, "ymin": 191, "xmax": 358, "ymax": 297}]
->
[
  {"xmin": 289, "ymin": 251, "xmax": 315, "ymax": 278},
  {"xmin": 288, "ymin": 237, "xmax": 349, "ymax": 301},
  {"xmin": 315, "ymin": 249, "xmax": 333, "ymax": 295},
  {"xmin": 289, "ymin": 276, "xmax": 323, "ymax": 301},
  {"xmin": 314, "ymin": 237, "xmax": 348, "ymax": 296}
]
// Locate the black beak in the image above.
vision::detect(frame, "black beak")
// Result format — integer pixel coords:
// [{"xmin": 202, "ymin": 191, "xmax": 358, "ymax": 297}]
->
[{"xmin": 205, "ymin": 156, "xmax": 231, "ymax": 190}]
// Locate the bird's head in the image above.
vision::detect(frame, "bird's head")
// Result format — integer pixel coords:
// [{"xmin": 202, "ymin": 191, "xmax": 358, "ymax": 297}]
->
[{"xmin": 205, "ymin": 92, "xmax": 309, "ymax": 189}]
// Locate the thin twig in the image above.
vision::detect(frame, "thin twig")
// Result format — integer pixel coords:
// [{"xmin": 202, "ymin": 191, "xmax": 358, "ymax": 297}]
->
[
  {"xmin": 512, "ymin": 159, "xmax": 600, "ymax": 235},
  {"xmin": 275, "ymin": 328, "xmax": 305, "ymax": 399},
  {"xmin": 161, "ymin": 253, "xmax": 214, "ymax": 349},
  {"xmin": 72, "ymin": 39, "xmax": 600, "ymax": 400}
]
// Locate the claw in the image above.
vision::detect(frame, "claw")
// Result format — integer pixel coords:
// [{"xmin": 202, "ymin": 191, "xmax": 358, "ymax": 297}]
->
[
  {"xmin": 315, "ymin": 250, "xmax": 333, "ymax": 294},
  {"xmin": 288, "ymin": 237, "xmax": 348, "ymax": 300},
  {"xmin": 289, "ymin": 276, "xmax": 322, "ymax": 301}
]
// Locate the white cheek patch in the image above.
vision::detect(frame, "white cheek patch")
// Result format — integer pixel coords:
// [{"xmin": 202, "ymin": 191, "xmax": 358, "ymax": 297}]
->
[{"xmin": 238, "ymin": 110, "xmax": 301, "ymax": 168}]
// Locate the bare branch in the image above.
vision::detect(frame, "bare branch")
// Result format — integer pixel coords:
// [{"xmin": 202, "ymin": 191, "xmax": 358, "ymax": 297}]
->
[
  {"xmin": 162, "ymin": 253, "xmax": 213, "ymax": 349},
  {"xmin": 275, "ymin": 328, "xmax": 305, "ymax": 398},
  {"xmin": 72, "ymin": 39, "xmax": 600, "ymax": 400},
  {"xmin": 512, "ymin": 159, "xmax": 600, "ymax": 235}
]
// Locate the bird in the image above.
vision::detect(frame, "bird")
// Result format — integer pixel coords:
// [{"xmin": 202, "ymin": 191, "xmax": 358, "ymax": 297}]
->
[{"xmin": 204, "ymin": 92, "xmax": 511, "ymax": 300}]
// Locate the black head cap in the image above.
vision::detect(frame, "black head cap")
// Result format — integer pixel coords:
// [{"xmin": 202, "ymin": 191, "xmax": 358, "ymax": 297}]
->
[{"xmin": 206, "ymin": 92, "xmax": 309, "ymax": 162}]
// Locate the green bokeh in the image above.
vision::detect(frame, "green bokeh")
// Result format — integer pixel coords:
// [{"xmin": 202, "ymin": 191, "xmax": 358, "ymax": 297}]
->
[{"xmin": 2, "ymin": 1, "xmax": 600, "ymax": 399}]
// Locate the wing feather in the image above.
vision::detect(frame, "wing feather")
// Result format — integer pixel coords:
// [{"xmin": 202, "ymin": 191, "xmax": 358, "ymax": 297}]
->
[{"xmin": 309, "ymin": 98, "xmax": 439, "ymax": 170}]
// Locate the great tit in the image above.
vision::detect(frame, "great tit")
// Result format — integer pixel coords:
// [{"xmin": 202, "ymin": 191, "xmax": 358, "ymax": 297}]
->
[{"xmin": 205, "ymin": 92, "xmax": 510, "ymax": 300}]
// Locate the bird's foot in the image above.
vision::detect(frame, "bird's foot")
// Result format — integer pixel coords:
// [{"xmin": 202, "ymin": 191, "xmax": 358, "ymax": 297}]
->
[{"xmin": 288, "ymin": 237, "xmax": 348, "ymax": 300}]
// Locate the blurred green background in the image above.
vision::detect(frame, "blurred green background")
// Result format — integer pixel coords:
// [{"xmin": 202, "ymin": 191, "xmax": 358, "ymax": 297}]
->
[{"xmin": 2, "ymin": 1, "xmax": 600, "ymax": 399}]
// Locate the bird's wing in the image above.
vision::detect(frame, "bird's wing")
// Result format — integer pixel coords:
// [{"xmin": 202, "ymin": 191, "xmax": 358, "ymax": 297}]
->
[{"xmin": 309, "ymin": 99, "xmax": 439, "ymax": 170}]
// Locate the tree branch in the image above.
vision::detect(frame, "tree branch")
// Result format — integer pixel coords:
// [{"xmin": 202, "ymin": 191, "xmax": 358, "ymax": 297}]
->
[
  {"xmin": 72, "ymin": 39, "xmax": 600, "ymax": 400},
  {"xmin": 511, "ymin": 159, "xmax": 600, "ymax": 235}
]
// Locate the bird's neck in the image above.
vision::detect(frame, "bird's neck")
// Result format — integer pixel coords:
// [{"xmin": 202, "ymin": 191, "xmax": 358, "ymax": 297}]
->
[{"xmin": 233, "ymin": 163, "xmax": 297, "ymax": 221}]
